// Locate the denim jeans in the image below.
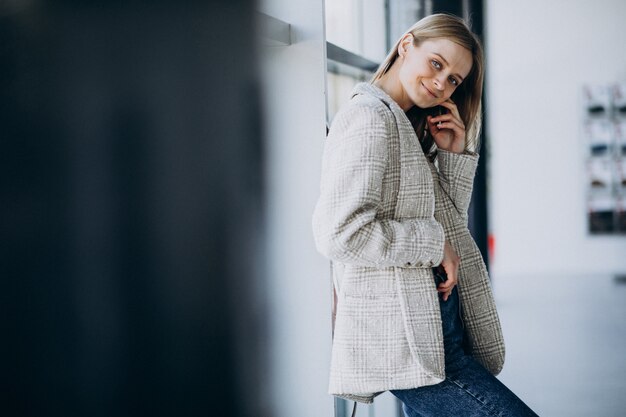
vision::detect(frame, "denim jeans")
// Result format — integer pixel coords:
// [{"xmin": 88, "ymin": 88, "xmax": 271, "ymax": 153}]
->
[{"xmin": 391, "ymin": 270, "xmax": 539, "ymax": 417}]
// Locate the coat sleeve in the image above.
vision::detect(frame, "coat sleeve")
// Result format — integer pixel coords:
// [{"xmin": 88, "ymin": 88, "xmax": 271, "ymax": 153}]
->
[
  {"xmin": 312, "ymin": 100, "xmax": 444, "ymax": 268},
  {"xmin": 434, "ymin": 149, "xmax": 479, "ymax": 223}
]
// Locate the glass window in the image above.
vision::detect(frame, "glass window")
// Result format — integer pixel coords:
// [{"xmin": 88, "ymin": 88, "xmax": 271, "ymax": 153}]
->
[
  {"xmin": 325, "ymin": 0, "xmax": 387, "ymax": 63},
  {"xmin": 325, "ymin": 0, "xmax": 427, "ymax": 122}
]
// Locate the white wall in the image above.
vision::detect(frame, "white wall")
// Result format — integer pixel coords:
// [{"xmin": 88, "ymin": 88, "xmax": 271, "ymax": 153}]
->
[
  {"xmin": 486, "ymin": 0, "xmax": 626, "ymax": 279},
  {"xmin": 257, "ymin": 1, "xmax": 334, "ymax": 417}
]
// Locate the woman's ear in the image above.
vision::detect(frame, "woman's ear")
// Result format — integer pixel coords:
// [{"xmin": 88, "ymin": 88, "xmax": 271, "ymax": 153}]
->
[{"xmin": 397, "ymin": 33, "xmax": 414, "ymax": 58}]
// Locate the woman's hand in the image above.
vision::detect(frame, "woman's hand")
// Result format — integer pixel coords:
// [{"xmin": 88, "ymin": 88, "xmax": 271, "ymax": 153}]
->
[
  {"xmin": 438, "ymin": 240, "xmax": 460, "ymax": 301},
  {"xmin": 426, "ymin": 99, "xmax": 466, "ymax": 154}
]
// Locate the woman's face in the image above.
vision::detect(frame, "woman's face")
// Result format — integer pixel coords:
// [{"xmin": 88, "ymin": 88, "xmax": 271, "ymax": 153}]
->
[{"xmin": 398, "ymin": 36, "xmax": 473, "ymax": 109}]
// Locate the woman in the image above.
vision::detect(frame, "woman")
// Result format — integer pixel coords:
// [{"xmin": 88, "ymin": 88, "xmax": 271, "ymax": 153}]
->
[{"xmin": 312, "ymin": 14, "xmax": 538, "ymax": 416}]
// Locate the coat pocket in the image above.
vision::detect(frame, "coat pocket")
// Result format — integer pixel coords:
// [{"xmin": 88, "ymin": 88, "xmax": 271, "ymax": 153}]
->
[{"xmin": 333, "ymin": 291, "xmax": 407, "ymax": 380}]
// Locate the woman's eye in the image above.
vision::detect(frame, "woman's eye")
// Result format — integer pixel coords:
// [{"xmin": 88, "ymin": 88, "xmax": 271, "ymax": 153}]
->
[
  {"xmin": 431, "ymin": 59, "xmax": 441, "ymax": 69},
  {"xmin": 449, "ymin": 77, "xmax": 458, "ymax": 86}
]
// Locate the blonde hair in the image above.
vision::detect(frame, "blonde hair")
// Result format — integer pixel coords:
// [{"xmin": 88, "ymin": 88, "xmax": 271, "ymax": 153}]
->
[{"xmin": 371, "ymin": 13, "xmax": 484, "ymax": 153}]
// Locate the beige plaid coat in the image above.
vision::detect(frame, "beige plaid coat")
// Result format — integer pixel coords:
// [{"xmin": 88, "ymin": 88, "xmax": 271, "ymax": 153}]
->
[{"xmin": 312, "ymin": 83, "xmax": 505, "ymax": 403}]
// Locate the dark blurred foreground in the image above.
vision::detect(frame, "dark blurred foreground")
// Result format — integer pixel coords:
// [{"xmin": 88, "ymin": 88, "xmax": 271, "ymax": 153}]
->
[{"xmin": 1, "ymin": 2, "xmax": 266, "ymax": 416}]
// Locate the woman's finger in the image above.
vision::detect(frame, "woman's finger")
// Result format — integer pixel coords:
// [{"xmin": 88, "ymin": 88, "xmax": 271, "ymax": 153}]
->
[
  {"xmin": 438, "ymin": 278, "xmax": 457, "ymax": 292},
  {"xmin": 432, "ymin": 121, "xmax": 464, "ymax": 135},
  {"xmin": 427, "ymin": 116, "xmax": 448, "ymax": 136},
  {"xmin": 430, "ymin": 113, "xmax": 464, "ymax": 129},
  {"xmin": 437, "ymin": 274, "xmax": 457, "ymax": 291},
  {"xmin": 438, "ymin": 99, "xmax": 462, "ymax": 120},
  {"xmin": 443, "ymin": 265, "xmax": 459, "ymax": 287}
]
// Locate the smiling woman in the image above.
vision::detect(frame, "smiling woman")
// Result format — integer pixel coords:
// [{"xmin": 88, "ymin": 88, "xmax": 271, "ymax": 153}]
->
[
  {"xmin": 371, "ymin": 13, "xmax": 485, "ymax": 156},
  {"xmin": 312, "ymin": 13, "xmax": 539, "ymax": 417},
  {"xmin": 375, "ymin": 36, "xmax": 473, "ymax": 155},
  {"xmin": 377, "ymin": 37, "xmax": 472, "ymax": 110}
]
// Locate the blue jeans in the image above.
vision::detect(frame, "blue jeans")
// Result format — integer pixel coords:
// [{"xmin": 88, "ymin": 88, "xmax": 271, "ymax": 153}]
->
[{"xmin": 391, "ymin": 270, "xmax": 539, "ymax": 417}]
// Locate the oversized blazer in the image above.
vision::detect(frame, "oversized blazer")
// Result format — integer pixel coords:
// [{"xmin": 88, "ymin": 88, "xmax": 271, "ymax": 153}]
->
[{"xmin": 312, "ymin": 82, "xmax": 505, "ymax": 404}]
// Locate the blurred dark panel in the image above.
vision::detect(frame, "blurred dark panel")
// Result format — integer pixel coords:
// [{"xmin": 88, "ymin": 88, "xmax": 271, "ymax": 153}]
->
[
  {"xmin": 463, "ymin": 0, "xmax": 490, "ymax": 269},
  {"xmin": 1, "ymin": 2, "xmax": 265, "ymax": 417},
  {"xmin": 432, "ymin": 0, "xmax": 463, "ymax": 17}
]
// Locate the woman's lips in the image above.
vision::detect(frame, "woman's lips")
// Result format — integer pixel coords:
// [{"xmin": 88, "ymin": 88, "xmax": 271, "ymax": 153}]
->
[{"xmin": 421, "ymin": 82, "xmax": 438, "ymax": 98}]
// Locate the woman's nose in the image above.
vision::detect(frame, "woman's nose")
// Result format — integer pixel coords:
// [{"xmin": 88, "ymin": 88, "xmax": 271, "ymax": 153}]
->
[{"xmin": 433, "ymin": 76, "xmax": 445, "ymax": 91}]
